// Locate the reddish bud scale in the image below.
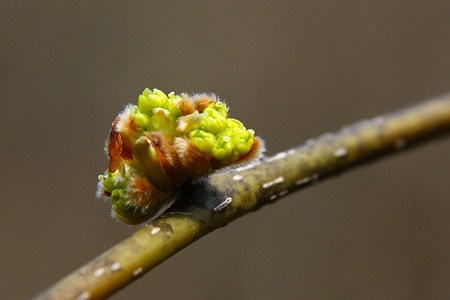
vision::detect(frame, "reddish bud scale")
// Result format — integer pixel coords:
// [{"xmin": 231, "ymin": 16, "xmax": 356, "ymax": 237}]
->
[{"xmin": 98, "ymin": 88, "xmax": 264, "ymax": 224}]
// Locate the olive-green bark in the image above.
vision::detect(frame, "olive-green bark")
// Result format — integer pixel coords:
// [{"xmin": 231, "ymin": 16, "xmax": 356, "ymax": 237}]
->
[{"xmin": 34, "ymin": 93, "xmax": 450, "ymax": 300}]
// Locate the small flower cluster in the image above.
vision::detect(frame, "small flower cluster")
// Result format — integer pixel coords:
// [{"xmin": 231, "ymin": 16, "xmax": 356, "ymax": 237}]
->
[{"xmin": 98, "ymin": 88, "xmax": 263, "ymax": 224}]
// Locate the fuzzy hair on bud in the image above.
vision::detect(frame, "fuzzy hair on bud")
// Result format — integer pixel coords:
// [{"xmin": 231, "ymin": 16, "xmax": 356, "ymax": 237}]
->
[{"xmin": 98, "ymin": 87, "xmax": 264, "ymax": 224}]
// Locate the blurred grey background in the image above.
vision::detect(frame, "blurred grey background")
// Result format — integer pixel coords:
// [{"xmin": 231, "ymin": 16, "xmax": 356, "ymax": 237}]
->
[{"xmin": 1, "ymin": 1, "xmax": 449, "ymax": 299}]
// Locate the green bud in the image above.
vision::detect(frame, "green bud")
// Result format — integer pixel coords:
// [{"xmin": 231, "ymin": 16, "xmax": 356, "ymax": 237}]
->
[
  {"xmin": 111, "ymin": 188, "xmax": 128, "ymax": 206},
  {"xmin": 226, "ymin": 118, "xmax": 244, "ymax": 130},
  {"xmin": 99, "ymin": 170, "xmax": 120, "ymax": 193},
  {"xmin": 199, "ymin": 107, "xmax": 228, "ymax": 134},
  {"xmin": 110, "ymin": 188, "xmax": 130, "ymax": 220},
  {"xmin": 141, "ymin": 87, "xmax": 152, "ymax": 97},
  {"xmin": 152, "ymin": 88, "xmax": 168, "ymax": 101},
  {"xmin": 167, "ymin": 92, "xmax": 182, "ymax": 117},
  {"xmin": 232, "ymin": 129, "xmax": 254, "ymax": 154},
  {"xmin": 211, "ymin": 101, "xmax": 228, "ymax": 118},
  {"xmin": 189, "ymin": 129, "xmax": 216, "ymax": 153},
  {"xmin": 110, "ymin": 189, "xmax": 147, "ymax": 224},
  {"xmin": 212, "ymin": 135, "xmax": 237, "ymax": 162},
  {"xmin": 138, "ymin": 88, "xmax": 169, "ymax": 114},
  {"xmin": 133, "ymin": 112, "xmax": 150, "ymax": 130}
]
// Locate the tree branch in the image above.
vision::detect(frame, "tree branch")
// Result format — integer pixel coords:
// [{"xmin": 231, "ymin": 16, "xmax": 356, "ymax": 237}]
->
[{"xmin": 34, "ymin": 93, "xmax": 450, "ymax": 300}]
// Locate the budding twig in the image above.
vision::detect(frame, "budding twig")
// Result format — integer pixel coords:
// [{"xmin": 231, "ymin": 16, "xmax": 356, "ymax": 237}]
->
[{"xmin": 34, "ymin": 93, "xmax": 450, "ymax": 300}]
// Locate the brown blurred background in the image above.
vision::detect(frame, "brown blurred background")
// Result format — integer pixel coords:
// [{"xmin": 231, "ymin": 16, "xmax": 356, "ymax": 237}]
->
[{"xmin": 1, "ymin": 1, "xmax": 449, "ymax": 299}]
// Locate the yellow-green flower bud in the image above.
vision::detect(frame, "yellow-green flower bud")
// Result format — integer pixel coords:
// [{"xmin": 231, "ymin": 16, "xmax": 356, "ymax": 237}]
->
[
  {"xmin": 226, "ymin": 118, "xmax": 244, "ymax": 130},
  {"xmin": 110, "ymin": 189, "xmax": 147, "ymax": 224},
  {"xmin": 111, "ymin": 188, "xmax": 127, "ymax": 206},
  {"xmin": 98, "ymin": 174, "xmax": 114, "ymax": 194},
  {"xmin": 189, "ymin": 129, "xmax": 216, "ymax": 153},
  {"xmin": 138, "ymin": 88, "xmax": 169, "ymax": 114},
  {"xmin": 133, "ymin": 112, "xmax": 150, "ymax": 130},
  {"xmin": 232, "ymin": 129, "xmax": 255, "ymax": 154},
  {"xmin": 98, "ymin": 170, "xmax": 124, "ymax": 193},
  {"xmin": 212, "ymin": 135, "xmax": 237, "ymax": 162},
  {"xmin": 199, "ymin": 107, "xmax": 228, "ymax": 134},
  {"xmin": 167, "ymin": 92, "xmax": 182, "ymax": 117},
  {"xmin": 210, "ymin": 101, "xmax": 228, "ymax": 118}
]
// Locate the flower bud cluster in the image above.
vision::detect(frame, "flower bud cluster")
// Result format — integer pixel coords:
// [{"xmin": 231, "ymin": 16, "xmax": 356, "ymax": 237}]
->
[{"xmin": 98, "ymin": 88, "xmax": 262, "ymax": 224}]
